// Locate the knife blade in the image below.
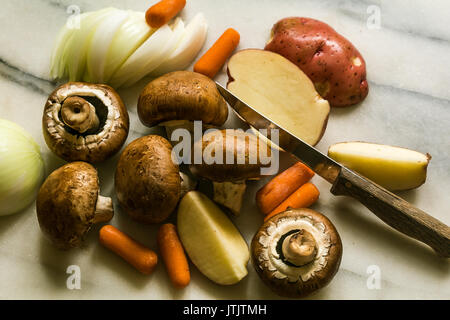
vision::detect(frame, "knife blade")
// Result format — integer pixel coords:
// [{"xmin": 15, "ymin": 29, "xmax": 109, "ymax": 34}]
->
[
  {"xmin": 215, "ymin": 82, "xmax": 341, "ymax": 183},
  {"xmin": 216, "ymin": 82, "xmax": 450, "ymax": 257}
]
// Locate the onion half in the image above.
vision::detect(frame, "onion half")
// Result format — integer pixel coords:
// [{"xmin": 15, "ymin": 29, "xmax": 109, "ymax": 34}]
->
[{"xmin": 0, "ymin": 119, "xmax": 44, "ymax": 216}]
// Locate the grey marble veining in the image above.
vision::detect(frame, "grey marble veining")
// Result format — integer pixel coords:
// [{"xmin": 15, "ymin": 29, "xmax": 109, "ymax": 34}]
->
[{"xmin": 0, "ymin": 0, "xmax": 448, "ymax": 299}]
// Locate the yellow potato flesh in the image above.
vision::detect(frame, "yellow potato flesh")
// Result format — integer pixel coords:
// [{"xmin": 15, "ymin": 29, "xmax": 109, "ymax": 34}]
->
[
  {"xmin": 177, "ymin": 191, "xmax": 249, "ymax": 285},
  {"xmin": 227, "ymin": 49, "xmax": 330, "ymax": 146},
  {"xmin": 328, "ymin": 142, "xmax": 430, "ymax": 191}
]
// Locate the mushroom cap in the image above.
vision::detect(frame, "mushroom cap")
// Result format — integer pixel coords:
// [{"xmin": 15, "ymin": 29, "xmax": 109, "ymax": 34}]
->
[
  {"xmin": 251, "ymin": 208, "xmax": 342, "ymax": 298},
  {"xmin": 115, "ymin": 135, "xmax": 181, "ymax": 224},
  {"xmin": 190, "ymin": 129, "xmax": 271, "ymax": 182},
  {"xmin": 137, "ymin": 71, "xmax": 228, "ymax": 127},
  {"xmin": 43, "ymin": 82, "xmax": 129, "ymax": 163},
  {"xmin": 36, "ymin": 161, "xmax": 101, "ymax": 250}
]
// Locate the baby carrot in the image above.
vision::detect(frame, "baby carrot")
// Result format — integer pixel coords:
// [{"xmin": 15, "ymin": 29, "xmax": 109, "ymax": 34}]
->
[
  {"xmin": 264, "ymin": 182, "xmax": 320, "ymax": 222},
  {"xmin": 193, "ymin": 28, "xmax": 240, "ymax": 78},
  {"xmin": 256, "ymin": 162, "xmax": 315, "ymax": 215},
  {"xmin": 157, "ymin": 223, "xmax": 190, "ymax": 288},
  {"xmin": 99, "ymin": 225, "xmax": 158, "ymax": 275},
  {"xmin": 146, "ymin": 0, "xmax": 186, "ymax": 28}
]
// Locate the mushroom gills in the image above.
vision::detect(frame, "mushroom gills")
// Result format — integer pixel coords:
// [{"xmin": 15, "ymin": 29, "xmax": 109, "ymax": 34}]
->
[
  {"xmin": 251, "ymin": 208, "xmax": 343, "ymax": 298},
  {"xmin": 43, "ymin": 82, "xmax": 130, "ymax": 164}
]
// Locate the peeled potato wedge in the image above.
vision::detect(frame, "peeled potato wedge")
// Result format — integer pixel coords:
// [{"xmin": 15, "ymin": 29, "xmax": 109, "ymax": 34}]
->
[
  {"xmin": 328, "ymin": 142, "xmax": 431, "ymax": 191},
  {"xmin": 227, "ymin": 49, "xmax": 330, "ymax": 146},
  {"xmin": 177, "ymin": 191, "xmax": 249, "ymax": 285}
]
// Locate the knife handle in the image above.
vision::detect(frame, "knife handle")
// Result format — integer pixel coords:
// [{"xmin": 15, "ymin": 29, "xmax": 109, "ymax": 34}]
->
[{"xmin": 330, "ymin": 167, "xmax": 450, "ymax": 257}]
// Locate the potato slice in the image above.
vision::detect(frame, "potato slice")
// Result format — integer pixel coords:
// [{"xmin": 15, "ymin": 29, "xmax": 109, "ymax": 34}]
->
[
  {"xmin": 227, "ymin": 49, "xmax": 330, "ymax": 146},
  {"xmin": 328, "ymin": 142, "xmax": 431, "ymax": 191},
  {"xmin": 177, "ymin": 191, "xmax": 249, "ymax": 285}
]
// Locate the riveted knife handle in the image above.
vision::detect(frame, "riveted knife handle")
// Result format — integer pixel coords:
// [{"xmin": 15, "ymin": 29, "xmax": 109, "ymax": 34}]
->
[{"xmin": 330, "ymin": 167, "xmax": 450, "ymax": 258}]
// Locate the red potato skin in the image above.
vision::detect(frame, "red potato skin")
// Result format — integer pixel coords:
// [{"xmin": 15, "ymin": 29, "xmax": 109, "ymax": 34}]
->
[{"xmin": 265, "ymin": 17, "xmax": 368, "ymax": 107}]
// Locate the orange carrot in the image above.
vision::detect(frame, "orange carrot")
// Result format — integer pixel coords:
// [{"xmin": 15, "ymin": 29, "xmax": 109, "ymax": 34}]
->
[
  {"xmin": 146, "ymin": 0, "xmax": 186, "ymax": 28},
  {"xmin": 157, "ymin": 223, "xmax": 190, "ymax": 288},
  {"xmin": 256, "ymin": 162, "xmax": 315, "ymax": 215},
  {"xmin": 264, "ymin": 182, "xmax": 320, "ymax": 221},
  {"xmin": 193, "ymin": 28, "xmax": 240, "ymax": 78},
  {"xmin": 99, "ymin": 225, "xmax": 158, "ymax": 275}
]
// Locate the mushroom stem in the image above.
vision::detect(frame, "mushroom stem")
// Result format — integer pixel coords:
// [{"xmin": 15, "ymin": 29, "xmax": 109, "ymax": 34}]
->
[
  {"xmin": 93, "ymin": 195, "xmax": 114, "ymax": 223},
  {"xmin": 61, "ymin": 96, "xmax": 99, "ymax": 134},
  {"xmin": 180, "ymin": 172, "xmax": 197, "ymax": 198},
  {"xmin": 282, "ymin": 230, "xmax": 317, "ymax": 266},
  {"xmin": 161, "ymin": 120, "xmax": 217, "ymax": 145},
  {"xmin": 161, "ymin": 120, "xmax": 194, "ymax": 142},
  {"xmin": 212, "ymin": 181, "xmax": 246, "ymax": 216}
]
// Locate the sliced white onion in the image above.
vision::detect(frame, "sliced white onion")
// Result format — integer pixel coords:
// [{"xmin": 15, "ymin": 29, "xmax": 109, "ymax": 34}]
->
[
  {"xmin": 51, "ymin": 11, "xmax": 93, "ymax": 79},
  {"xmin": 85, "ymin": 9, "xmax": 129, "ymax": 83},
  {"xmin": 151, "ymin": 13, "xmax": 208, "ymax": 76},
  {"xmin": 50, "ymin": 22, "xmax": 73, "ymax": 79},
  {"xmin": 50, "ymin": 8, "xmax": 208, "ymax": 88},
  {"xmin": 65, "ymin": 7, "xmax": 115, "ymax": 81},
  {"xmin": 109, "ymin": 20, "xmax": 181, "ymax": 88},
  {"xmin": 122, "ymin": 17, "xmax": 185, "ymax": 87},
  {"xmin": 103, "ymin": 11, "xmax": 154, "ymax": 83}
]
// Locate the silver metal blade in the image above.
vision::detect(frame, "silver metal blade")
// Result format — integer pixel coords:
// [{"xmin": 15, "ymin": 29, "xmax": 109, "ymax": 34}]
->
[{"xmin": 216, "ymin": 82, "xmax": 342, "ymax": 184}]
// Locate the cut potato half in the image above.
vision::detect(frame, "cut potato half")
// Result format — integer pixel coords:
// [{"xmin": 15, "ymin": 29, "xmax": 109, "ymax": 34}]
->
[
  {"xmin": 328, "ymin": 142, "xmax": 431, "ymax": 191},
  {"xmin": 227, "ymin": 49, "xmax": 330, "ymax": 146},
  {"xmin": 177, "ymin": 191, "xmax": 249, "ymax": 285}
]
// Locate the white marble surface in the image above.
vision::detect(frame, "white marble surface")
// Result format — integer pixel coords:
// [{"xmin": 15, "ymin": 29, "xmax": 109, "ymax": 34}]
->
[{"xmin": 0, "ymin": 0, "xmax": 449, "ymax": 300}]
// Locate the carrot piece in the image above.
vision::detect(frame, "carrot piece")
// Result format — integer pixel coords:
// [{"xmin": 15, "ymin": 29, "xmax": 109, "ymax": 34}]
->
[
  {"xmin": 157, "ymin": 223, "xmax": 190, "ymax": 288},
  {"xmin": 256, "ymin": 162, "xmax": 315, "ymax": 215},
  {"xmin": 193, "ymin": 28, "xmax": 240, "ymax": 78},
  {"xmin": 145, "ymin": 0, "xmax": 186, "ymax": 28},
  {"xmin": 99, "ymin": 225, "xmax": 158, "ymax": 275},
  {"xmin": 264, "ymin": 182, "xmax": 320, "ymax": 221}
]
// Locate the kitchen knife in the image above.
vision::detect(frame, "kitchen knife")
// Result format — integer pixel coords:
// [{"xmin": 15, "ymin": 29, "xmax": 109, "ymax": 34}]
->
[{"xmin": 216, "ymin": 82, "xmax": 450, "ymax": 257}]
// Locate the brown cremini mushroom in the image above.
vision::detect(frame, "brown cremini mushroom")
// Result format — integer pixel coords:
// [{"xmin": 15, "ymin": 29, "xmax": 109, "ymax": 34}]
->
[
  {"xmin": 43, "ymin": 82, "xmax": 129, "ymax": 163},
  {"xmin": 190, "ymin": 129, "xmax": 272, "ymax": 215},
  {"xmin": 36, "ymin": 162, "xmax": 114, "ymax": 250},
  {"xmin": 137, "ymin": 71, "xmax": 228, "ymax": 139},
  {"xmin": 115, "ymin": 135, "xmax": 181, "ymax": 224},
  {"xmin": 251, "ymin": 208, "xmax": 342, "ymax": 298}
]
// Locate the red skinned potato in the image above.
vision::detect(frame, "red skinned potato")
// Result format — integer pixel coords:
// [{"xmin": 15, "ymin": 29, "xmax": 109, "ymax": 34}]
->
[{"xmin": 265, "ymin": 17, "xmax": 368, "ymax": 107}]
